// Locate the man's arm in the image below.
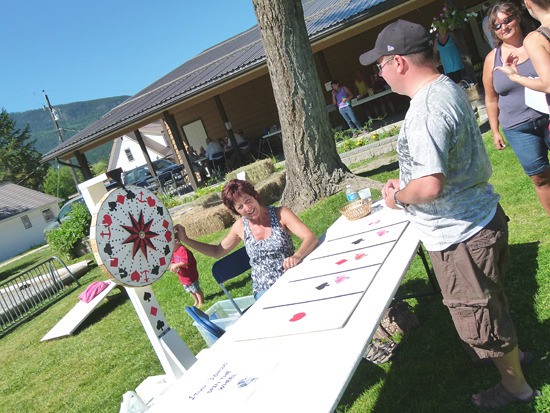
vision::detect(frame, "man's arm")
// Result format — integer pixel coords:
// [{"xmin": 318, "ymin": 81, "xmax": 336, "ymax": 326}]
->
[{"xmin": 384, "ymin": 174, "xmax": 445, "ymax": 209}]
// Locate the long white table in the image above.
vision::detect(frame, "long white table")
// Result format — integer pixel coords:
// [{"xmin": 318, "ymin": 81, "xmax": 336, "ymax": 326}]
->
[{"xmin": 147, "ymin": 202, "xmax": 423, "ymax": 412}]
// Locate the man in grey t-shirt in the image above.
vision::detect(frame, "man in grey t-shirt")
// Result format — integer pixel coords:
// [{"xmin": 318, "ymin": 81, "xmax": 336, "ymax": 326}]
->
[{"xmin": 360, "ymin": 20, "xmax": 538, "ymax": 409}]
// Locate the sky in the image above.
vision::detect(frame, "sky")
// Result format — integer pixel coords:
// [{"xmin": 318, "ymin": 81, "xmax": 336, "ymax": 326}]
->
[{"xmin": 1, "ymin": 0, "xmax": 258, "ymax": 113}]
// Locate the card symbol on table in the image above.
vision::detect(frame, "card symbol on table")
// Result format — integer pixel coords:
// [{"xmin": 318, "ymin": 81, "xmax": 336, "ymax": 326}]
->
[
  {"xmin": 316, "ymin": 282, "xmax": 329, "ymax": 290},
  {"xmin": 351, "ymin": 238, "xmax": 364, "ymax": 245},
  {"xmin": 289, "ymin": 312, "xmax": 306, "ymax": 322},
  {"xmin": 150, "ymin": 306, "xmax": 158, "ymax": 317},
  {"xmin": 143, "ymin": 291, "xmax": 152, "ymax": 302},
  {"xmin": 156, "ymin": 319, "xmax": 165, "ymax": 331},
  {"xmin": 335, "ymin": 275, "xmax": 349, "ymax": 283},
  {"xmin": 335, "ymin": 259, "xmax": 348, "ymax": 265},
  {"xmin": 369, "ymin": 219, "xmax": 381, "ymax": 225},
  {"xmin": 108, "ymin": 201, "xmax": 117, "ymax": 212},
  {"xmin": 355, "ymin": 252, "xmax": 366, "ymax": 260},
  {"xmin": 376, "ymin": 229, "xmax": 388, "ymax": 236}
]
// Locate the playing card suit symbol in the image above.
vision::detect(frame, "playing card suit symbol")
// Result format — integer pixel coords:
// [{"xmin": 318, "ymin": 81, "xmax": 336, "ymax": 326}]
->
[
  {"xmin": 151, "ymin": 265, "xmax": 160, "ymax": 275},
  {"xmin": 369, "ymin": 219, "xmax": 381, "ymax": 225},
  {"xmin": 147, "ymin": 196, "xmax": 156, "ymax": 207},
  {"xmin": 289, "ymin": 312, "xmax": 306, "ymax": 322},
  {"xmin": 335, "ymin": 275, "xmax": 349, "ymax": 283},
  {"xmin": 351, "ymin": 238, "xmax": 364, "ymax": 245},
  {"xmin": 110, "ymin": 257, "xmax": 118, "ymax": 267},
  {"xmin": 150, "ymin": 306, "xmax": 158, "ymax": 317},
  {"xmin": 117, "ymin": 194, "xmax": 125, "ymax": 204},
  {"xmin": 108, "ymin": 201, "xmax": 117, "ymax": 212},
  {"xmin": 126, "ymin": 190, "xmax": 136, "ymax": 200},
  {"xmin": 336, "ymin": 259, "xmax": 347, "ymax": 265},
  {"xmin": 131, "ymin": 271, "xmax": 140, "ymax": 282},
  {"xmin": 355, "ymin": 252, "xmax": 366, "ymax": 260},
  {"xmin": 165, "ymin": 231, "xmax": 172, "ymax": 242},
  {"xmin": 119, "ymin": 267, "xmax": 128, "ymax": 278},
  {"xmin": 104, "ymin": 243, "xmax": 113, "ymax": 255},
  {"xmin": 376, "ymin": 229, "xmax": 388, "ymax": 236},
  {"xmin": 316, "ymin": 282, "xmax": 329, "ymax": 290},
  {"xmin": 102, "ymin": 214, "xmax": 112, "ymax": 226},
  {"xmin": 143, "ymin": 292, "xmax": 152, "ymax": 302},
  {"xmin": 159, "ymin": 257, "xmax": 166, "ymax": 266},
  {"xmin": 164, "ymin": 245, "xmax": 171, "ymax": 255},
  {"xmin": 157, "ymin": 206, "xmax": 164, "ymax": 216},
  {"xmin": 162, "ymin": 219, "xmax": 169, "ymax": 228},
  {"xmin": 156, "ymin": 320, "xmax": 165, "ymax": 331}
]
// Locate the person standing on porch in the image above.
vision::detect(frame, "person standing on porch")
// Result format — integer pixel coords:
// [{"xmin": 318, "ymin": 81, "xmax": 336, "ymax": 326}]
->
[
  {"xmin": 331, "ymin": 80, "xmax": 362, "ymax": 130},
  {"xmin": 433, "ymin": 28, "xmax": 464, "ymax": 83}
]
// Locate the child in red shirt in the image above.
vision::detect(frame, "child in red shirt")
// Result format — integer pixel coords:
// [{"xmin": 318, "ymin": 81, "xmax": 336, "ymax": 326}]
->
[{"xmin": 170, "ymin": 236, "xmax": 204, "ymax": 307}]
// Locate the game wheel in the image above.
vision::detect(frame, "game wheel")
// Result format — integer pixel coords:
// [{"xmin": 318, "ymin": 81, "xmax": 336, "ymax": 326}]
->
[{"xmin": 90, "ymin": 185, "xmax": 174, "ymax": 287}]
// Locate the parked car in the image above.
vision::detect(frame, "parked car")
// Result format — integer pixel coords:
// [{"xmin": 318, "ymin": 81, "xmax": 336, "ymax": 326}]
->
[
  {"xmin": 122, "ymin": 159, "xmax": 189, "ymax": 193},
  {"xmin": 43, "ymin": 196, "xmax": 87, "ymax": 236}
]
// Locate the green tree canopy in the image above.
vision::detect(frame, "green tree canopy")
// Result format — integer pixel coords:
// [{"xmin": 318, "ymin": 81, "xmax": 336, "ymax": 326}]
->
[
  {"xmin": 0, "ymin": 109, "xmax": 48, "ymax": 190},
  {"xmin": 43, "ymin": 164, "xmax": 83, "ymax": 201}
]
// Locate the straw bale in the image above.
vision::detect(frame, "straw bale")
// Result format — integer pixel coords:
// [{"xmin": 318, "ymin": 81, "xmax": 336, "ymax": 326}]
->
[
  {"xmin": 173, "ymin": 203, "xmax": 235, "ymax": 238},
  {"xmin": 257, "ymin": 170, "xmax": 286, "ymax": 206},
  {"xmin": 226, "ymin": 159, "xmax": 274, "ymax": 185}
]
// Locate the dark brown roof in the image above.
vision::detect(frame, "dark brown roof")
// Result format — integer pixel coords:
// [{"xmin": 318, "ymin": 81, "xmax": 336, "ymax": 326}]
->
[
  {"xmin": 0, "ymin": 183, "xmax": 60, "ymax": 221},
  {"xmin": 42, "ymin": 0, "xmax": 394, "ymax": 162}
]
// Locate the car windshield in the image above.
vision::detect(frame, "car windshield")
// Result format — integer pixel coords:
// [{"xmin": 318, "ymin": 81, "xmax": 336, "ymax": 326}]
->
[{"xmin": 123, "ymin": 159, "xmax": 175, "ymax": 184}]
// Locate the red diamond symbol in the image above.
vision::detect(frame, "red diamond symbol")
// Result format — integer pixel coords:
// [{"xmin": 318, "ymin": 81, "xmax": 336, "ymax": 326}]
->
[
  {"xmin": 117, "ymin": 194, "xmax": 125, "ymax": 204},
  {"xmin": 150, "ymin": 307, "xmax": 158, "ymax": 316},
  {"xmin": 110, "ymin": 257, "xmax": 118, "ymax": 267},
  {"xmin": 159, "ymin": 257, "xmax": 166, "ymax": 266},
  {"xmin": 162, "ymin": 219, "xmax": 169, "ymax": 228}
]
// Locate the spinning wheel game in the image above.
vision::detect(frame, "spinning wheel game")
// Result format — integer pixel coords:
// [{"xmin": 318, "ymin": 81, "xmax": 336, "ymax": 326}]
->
[{"xmin": 90, "ymin": 185, "xmax": 174, "ymax": 287}]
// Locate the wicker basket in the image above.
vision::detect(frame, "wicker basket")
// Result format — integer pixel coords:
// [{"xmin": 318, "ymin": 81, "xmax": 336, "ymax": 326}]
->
[{"xmin": 340, "ymin": 199, "xmax": 372, "ymax": 221}]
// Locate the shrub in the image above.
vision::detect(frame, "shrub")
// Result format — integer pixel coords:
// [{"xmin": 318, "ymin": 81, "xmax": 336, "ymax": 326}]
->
[{"xmin": 46, "ymin": 203, "xmax": 91, "ymax": 260}]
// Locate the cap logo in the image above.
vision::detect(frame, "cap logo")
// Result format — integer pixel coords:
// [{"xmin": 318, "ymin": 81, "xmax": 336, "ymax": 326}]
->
[{"xmin": 387, "ymin": 45, "xmax": 394, "ymax": 51}]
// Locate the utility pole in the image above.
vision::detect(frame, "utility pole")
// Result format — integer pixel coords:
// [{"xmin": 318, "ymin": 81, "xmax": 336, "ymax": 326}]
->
[{"xmin": 43, "ymin": 91, "xmax": 80, "ymax": 189}]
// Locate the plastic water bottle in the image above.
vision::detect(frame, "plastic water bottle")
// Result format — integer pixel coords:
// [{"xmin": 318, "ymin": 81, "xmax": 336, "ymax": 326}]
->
[{"xmin": 345, "ymin": 185, "xmax": 358, "ymax": 202}]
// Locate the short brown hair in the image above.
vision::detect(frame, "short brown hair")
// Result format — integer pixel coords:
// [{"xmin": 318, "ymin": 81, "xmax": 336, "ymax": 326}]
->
[{"xmin": 221, "ymin": 179, "xmax": 261, "ymax": 214}]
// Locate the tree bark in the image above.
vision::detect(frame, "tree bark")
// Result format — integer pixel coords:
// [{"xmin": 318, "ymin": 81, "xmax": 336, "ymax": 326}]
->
[{"xmin": 251, "ymin": 0, "xmax": 375, "ymax": 212}]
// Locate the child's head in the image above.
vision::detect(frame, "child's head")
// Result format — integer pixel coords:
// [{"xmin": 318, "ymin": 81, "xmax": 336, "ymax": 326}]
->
[{"xmin": 174, "ymin": 233, "xmax": 181, "ymax": 247}]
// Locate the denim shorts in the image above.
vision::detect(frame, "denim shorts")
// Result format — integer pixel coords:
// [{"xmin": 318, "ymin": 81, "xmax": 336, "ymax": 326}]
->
[
  {"xmin": 183, "ymin": 280, "xmax": 201, "ymax": 294},
  {"xmin": 502, "ymin": 115, "xmax": 550, "ymax": 176}
]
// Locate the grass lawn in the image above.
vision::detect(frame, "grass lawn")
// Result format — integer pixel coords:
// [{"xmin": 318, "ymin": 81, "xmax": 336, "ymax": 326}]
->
[{"xmin": 0, "ymin": 131, "xmax": 548, "ymax": 412}]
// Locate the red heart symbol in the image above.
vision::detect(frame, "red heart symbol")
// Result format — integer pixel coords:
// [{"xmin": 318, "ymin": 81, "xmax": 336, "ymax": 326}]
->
[
  {"xmin": 289, "ymin": 312, "xmax": 306, "ymax": 322},
  {"xmin": 377, "ymin": 229, "xmax": 388, "ymax": 236},
  {"xmin": 355, "ymin": 253, "xmax": 366, "ymax": 260},
  {"xmin": 131, "ymin": 271, "xmax": 140, "ymax": 282},
  {"xmin": 102, "ymin": 214, "xmax": 112, "ymax": 226},
  {"xmin": 147, "ymin": 196, "xmax": 156, "ymax": 207}
]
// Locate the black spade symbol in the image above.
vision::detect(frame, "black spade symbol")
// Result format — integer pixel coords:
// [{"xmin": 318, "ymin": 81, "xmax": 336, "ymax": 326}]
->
[
  {"xmin": 316, "ymin": 282, "xmax": 329, "ymax": 290},
  {"xmin": 126, "ymin": 190, "xmax": 136, "ymax": 200},
  {"xmin": 351, "ymin": 238, "xmax": 364, "ymax": 245},
  {"xmin": 157, "ymin": 206, "xmax": 164, "ymax": 215},
  {"xmin": 164, "ymin": 245, "xmax": 171, "ymax": 255},
  {"xmin": 143, "ymin": 291, "xmax": 152, "ymax": 302}
]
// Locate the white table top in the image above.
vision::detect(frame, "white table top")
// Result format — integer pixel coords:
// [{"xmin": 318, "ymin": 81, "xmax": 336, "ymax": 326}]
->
[
  {"xmin": 351, "ymin": 89, "xmax": 393, "ymax": 107},
  {"xmin": 147, "ymin": 202, "xmax": 420, "ymax": 413}
]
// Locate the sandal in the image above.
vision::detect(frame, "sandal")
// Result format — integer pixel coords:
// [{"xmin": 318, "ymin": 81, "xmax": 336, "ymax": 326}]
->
[
  {"xmin": 471, "ymin": 383, "xmax": 540, "ymax": 410},
  {"xmin": 363, "ymin": 338, "xmax": 398, "ymax": 364}
]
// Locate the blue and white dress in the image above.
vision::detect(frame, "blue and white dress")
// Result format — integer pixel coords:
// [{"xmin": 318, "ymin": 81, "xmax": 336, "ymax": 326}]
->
[{"xmin": 243, "ymin": 206, "xmax": 294, "ymax": 295}]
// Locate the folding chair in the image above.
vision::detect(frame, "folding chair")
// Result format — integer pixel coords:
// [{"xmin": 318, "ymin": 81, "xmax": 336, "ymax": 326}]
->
[
  {"xmin": 185, "ymin": 306, "xmax": 225, "ymax": 340},
  {"xmin": 211, "ymin": 246, "xmax": 252, "ymax": 315}
]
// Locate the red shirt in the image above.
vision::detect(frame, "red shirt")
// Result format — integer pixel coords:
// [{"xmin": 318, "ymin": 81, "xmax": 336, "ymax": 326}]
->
[{"xmin": 171, "ymin": 246, "xmax": 199, "ymax": 286}]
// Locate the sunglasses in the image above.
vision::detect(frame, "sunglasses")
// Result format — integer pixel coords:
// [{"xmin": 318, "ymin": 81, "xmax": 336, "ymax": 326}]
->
[{"xmin": 493, "ymin": 15, "xmax": 515, "ymax": 31}]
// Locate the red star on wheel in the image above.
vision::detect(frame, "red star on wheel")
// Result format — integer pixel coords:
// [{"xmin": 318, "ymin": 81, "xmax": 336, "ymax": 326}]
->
[{"xmin": 121, "ymin": 210, "xmax": 159, "ymax": 260}]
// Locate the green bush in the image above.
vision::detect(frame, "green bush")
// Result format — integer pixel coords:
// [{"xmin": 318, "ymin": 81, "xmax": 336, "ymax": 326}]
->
[{"xmin": 46, "ymin": 203, "xmax": 91, "ymax": 260}]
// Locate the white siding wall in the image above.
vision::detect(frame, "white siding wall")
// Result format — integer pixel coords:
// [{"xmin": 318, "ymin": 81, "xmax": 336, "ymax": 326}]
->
[
  {"xmin": 114, "ymin": 135, "xmax": 167, "ymax": 173},
  {"xmin": 0, "ymin": 201, "xmax": 60, "ymax": 262}
]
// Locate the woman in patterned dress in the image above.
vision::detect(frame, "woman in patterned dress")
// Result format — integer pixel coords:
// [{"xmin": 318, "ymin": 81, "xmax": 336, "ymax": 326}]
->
[{"xmin": 175, "ymin": 179, "xmax": 318, "ymax": 299}]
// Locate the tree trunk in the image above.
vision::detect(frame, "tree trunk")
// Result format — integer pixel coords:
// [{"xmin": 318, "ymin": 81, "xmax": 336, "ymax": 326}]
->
[{"xmin": 251, "ymin": 0, "xmax": 375, "ymax": 212}]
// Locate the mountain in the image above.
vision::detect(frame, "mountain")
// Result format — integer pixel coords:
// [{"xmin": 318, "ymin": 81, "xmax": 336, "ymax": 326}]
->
[{"xmin": 9, "ymin": 96, "xmax": 130, "ymax": 165}]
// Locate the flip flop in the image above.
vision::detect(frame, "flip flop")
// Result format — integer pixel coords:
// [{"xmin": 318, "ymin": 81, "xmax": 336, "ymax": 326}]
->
[{"xmin": 471, "ymin": 383, "xmax": 541, "ymax": 410}]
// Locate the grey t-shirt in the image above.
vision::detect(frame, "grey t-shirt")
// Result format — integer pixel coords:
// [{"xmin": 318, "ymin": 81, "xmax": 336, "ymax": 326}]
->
[{"xmin": 398, "ymin": 75, "xmax": 499, "ymax": 251}]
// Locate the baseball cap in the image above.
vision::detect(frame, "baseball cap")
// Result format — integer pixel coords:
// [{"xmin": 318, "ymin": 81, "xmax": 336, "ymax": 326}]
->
[{"xmin": 359, "ymin": 19, "xmax": 430, "ymax": 66}]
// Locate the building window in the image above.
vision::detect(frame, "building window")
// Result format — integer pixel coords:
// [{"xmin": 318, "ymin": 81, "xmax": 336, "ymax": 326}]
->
[
  {"xmin": 125, "ymin": 148, "xmax": 135, "ymax": 162},
  {"xmin": 21, "ymin": 215, "xmax": 32, "ymax": 229},
  {"xmin": 42, "ymin": 208, "xmax": 55, "ymax": 222}
]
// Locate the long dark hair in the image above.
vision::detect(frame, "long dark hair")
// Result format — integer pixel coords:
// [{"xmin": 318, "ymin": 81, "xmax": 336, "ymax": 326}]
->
[{"xmin": 487, "ymin": 1, "xmax": 537, "ymax": 47}]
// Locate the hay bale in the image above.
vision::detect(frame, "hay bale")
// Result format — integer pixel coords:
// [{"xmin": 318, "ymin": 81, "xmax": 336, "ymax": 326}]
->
[
  {"xmin": 174, "ymin": 203, "xmax": 235, "ymax": 238},
  {"xmin": 226, "ymin": 159, "xmax": 274, "ymax": 184},
  {"xmin": 257, "ymin": 170, "xmax": 286, "ymax": 206}
]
